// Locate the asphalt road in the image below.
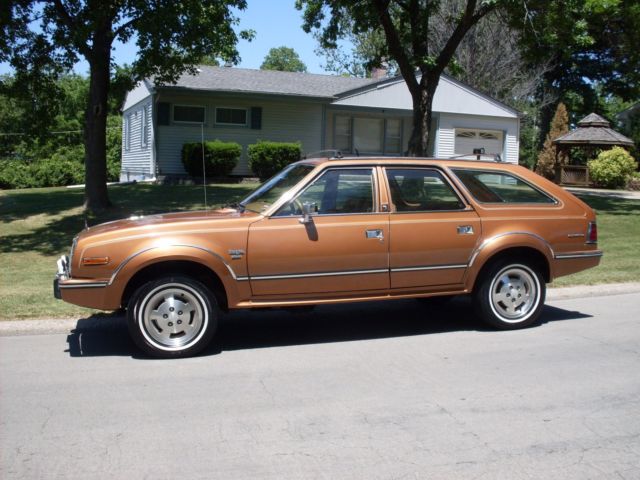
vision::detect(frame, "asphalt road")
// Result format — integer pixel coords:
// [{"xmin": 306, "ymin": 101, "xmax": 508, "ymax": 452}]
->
[{"xmin": 1, "ymin": 292, "xmax": 639, "ymax": 479}]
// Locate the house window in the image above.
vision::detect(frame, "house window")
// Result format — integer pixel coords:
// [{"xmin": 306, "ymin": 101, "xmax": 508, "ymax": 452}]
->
[
  {"xmin": 385, "ymin": 119, "xmax": 402, "ymax": 154},
  {"xmin": 335, "ymin": 115, "xmax": 351, "ymax": 152},
  {"xmin": 215, "ymin": 107, "xmax": 247, "ymax": 126},
  {"xmin": 454, "ymin": 128, "xmax": 503, "ymax": 157},
  {"xmin": 124, "ymin": 114, "xmax": 131, "ymax": 151},
  {"xmin": 335, "ymin": 115, "xmax": 403, "ymax": 155},
  {"xmin": 141, "ymin": 107, "xmax": 148, "ymax": 148},
  {"xmin": 173, "ymin": 105, "xmax": 205, "ymax": 123}
]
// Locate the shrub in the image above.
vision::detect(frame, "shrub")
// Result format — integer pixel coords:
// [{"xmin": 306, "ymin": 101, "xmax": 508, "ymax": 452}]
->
[
  {"xmin": 182, "ymin": 140, "xmax": 240, "ymax": 177},
  {"xmin": 626, "ymin": 172, "xmax": 640, "ymax": 191},
  {"xmin": 0, "ymin": 160, "xmax": 35, "ymax": 189},
  {"xmin": 248, "ymin": 141, "xmax": 302, "ymax": 179},
  {"xmin": 588, "ymin": 147, "xmax": 637, "ymax": 189},
  {"xmin": 32, "ymin": 159, "xmax": 85, "ymax": 187}
]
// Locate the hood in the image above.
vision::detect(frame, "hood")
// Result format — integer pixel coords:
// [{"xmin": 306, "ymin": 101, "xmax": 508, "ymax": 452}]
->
[{"xmin": 78, "ymin": 208, "xmax": 258, "ymax": 241}]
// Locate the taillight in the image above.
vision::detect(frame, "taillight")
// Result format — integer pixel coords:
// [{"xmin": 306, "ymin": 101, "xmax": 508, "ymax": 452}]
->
[{"xmin": 586, "ymin": 222, "xmax": 597, "ymax": 244}]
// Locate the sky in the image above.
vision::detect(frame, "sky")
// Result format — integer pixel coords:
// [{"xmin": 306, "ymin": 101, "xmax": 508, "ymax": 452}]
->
[{"xmin": 0, "ymin": 0, "xmax": 332, "ymax": 76}]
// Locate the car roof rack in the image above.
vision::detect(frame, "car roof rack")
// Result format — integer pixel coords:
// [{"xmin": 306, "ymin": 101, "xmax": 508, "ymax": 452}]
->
[
  {"xmin": 303, "ymin": 149, "xmax": 344, "ymax": 160},
  {"xmin": 447, "ymin": 152, "xmax": 503, "ymax": 162}
]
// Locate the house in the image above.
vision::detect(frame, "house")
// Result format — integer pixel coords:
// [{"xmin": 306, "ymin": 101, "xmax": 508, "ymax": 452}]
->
[{"xmin": 120, "ymin": 66, "xmax": 521, "ymax": 181}]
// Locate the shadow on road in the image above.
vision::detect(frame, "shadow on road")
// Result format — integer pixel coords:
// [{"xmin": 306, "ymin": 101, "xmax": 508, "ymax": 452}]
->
[{"xmin": 65, "ymin": 296, "xmax": 592, "ymax": 359}]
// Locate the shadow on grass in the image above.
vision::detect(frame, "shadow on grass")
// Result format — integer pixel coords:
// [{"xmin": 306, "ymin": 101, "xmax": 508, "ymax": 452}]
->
[
  {"xmin": 65, "ymin": 296, "xmax": 592, "ymax": 359},
  {"xmin": 1, "ymin": 183, "xmax": 256, "ymax": 255},
  {"xmin": 575, "ymin": 195, "xmax": 640, "ymax": 216}
]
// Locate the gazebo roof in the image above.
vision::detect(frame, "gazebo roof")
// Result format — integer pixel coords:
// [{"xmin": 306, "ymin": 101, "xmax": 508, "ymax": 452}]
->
[{"xmin": 553, "ymin": 112, "xmax": 634, "ymax": 147}]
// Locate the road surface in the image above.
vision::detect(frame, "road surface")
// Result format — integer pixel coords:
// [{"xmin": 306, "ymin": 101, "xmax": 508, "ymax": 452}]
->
[{"xmin": 1, "ymin": 292, "xmax": 639, "ymax": 479}]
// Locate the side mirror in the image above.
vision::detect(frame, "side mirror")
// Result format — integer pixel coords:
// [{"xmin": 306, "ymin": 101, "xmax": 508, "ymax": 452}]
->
[{"xmin": 299, "ymin": 202, "xmax": 317, "ymax": 224}]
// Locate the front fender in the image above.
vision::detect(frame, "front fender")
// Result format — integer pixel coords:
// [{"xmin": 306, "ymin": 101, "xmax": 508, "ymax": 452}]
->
[{"xmin": 464, "ymin": 232, "xmax": 555, "ymax": 291}]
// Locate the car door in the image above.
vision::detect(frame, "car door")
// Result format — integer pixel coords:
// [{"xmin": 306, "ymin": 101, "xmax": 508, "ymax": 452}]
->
[
  {"xmin": 385, "ymin": 167, "xmax": 481, "ymax": 288},
  {"xmin": 247, "ymin": 167, "xmax": 390, "ymax": 296}
]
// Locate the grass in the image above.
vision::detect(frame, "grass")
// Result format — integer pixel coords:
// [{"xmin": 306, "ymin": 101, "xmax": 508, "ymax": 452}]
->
[{"xmin": 1, "ymin": 184, "xmax": 639, "ymax": 320}]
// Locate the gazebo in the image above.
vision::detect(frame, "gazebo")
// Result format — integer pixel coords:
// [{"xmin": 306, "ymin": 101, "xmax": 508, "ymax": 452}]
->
[{"xmin": 552, "ymin": 113, "xmax": 634, "ymax": 186}]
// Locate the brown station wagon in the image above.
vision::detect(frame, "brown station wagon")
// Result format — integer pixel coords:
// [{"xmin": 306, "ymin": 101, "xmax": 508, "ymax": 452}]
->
[{"xmin": 55, "ymin": 157, "xmax": 602, "ymax": 358}]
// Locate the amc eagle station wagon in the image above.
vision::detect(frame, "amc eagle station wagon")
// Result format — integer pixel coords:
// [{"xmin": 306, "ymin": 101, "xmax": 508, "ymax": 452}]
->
[{"xmin": 55, "ymin": 157, "xmax": 602, "ymax": 358}]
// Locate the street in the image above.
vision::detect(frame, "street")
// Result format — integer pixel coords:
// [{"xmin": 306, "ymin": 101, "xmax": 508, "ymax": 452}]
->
[{"xmin": 1, "ymin": 292, "xmax": 639, "ymax": 479}]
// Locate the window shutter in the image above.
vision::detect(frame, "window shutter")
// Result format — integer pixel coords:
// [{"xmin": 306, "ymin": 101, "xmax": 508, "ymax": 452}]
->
[
  {"xmin": 250, "ymin": 107, "xmax": 262, "ymax": 129},
  {"xmin": 157, "ymin": 102, "xmax": 170, "ymax": 125}
]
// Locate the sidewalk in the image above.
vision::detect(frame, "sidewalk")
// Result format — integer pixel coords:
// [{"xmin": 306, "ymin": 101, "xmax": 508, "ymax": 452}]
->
[
  {"xmin": 564, "ymin": 186, "xmax": 640, "ymax": 200},
  {"xmin": 1, "ymin": 282, "xmax": 639, "ymax": 337}
]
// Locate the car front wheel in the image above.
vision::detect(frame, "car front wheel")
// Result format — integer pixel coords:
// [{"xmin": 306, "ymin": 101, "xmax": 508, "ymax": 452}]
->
[
  {"xmin": 473, "ymin": 261, "xmax": 545, "ymax": 330},
  {"xmin": 127, "ymin": 276, "xmax": 218, "ymax": 358}
]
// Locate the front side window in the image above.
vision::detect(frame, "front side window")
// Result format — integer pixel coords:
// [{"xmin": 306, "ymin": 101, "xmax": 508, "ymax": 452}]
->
[
  {"xmin": 173, "ymin": 105, "xmax": 205, "ymax": 123},
  {"xmin": 215, "ymin": 107, "xmax": 247, "ymax": 126},
  {"xmin": 276, "ymin": 168, "xmax": 375, "ymax": 216},
  {"xmin": 386, "ymin": 169, "xmax": 465, "ymax": 212},
  {"xmin": 452, "ymin": 169, "xmax": 556, "ymax": 204}
]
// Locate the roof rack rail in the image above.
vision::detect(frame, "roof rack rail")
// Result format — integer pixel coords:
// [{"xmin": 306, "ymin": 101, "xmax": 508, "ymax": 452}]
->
[
  {"xmin": 448, "ymin": 151, "xmax": 503, "ymax": 162},
  {"xmin": 303, "ymin": 149, "xmax": 344, "ymax": 160}
]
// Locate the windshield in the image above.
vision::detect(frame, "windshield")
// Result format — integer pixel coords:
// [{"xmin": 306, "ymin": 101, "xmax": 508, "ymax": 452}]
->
[{"xmin": 240, "ymin": 163, "xmax": 316, "ymax": 213}]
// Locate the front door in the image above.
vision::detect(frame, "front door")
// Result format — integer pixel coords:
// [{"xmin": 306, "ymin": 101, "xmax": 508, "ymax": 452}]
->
[
  {"xmin": 248, "ymin": 168, "xmax": 390, "ymax": 296},
  {"xmin": 385, "ymin": 167, "xmax": 481, "ymax": 288}
]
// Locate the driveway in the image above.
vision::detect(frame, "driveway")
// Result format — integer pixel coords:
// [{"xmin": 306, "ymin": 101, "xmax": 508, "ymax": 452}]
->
[{"xmin": 1, "ymin": 291, "xmax": 639, "ymax": 479}]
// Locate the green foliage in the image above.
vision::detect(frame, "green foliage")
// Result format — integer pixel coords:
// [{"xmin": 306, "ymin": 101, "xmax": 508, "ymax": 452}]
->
[
  {"xmin": 588, "ymin": 147, "xmax": 637, "ymax": 189},
  {"xmin": 181, "ymin": 141, "xmax": 241, "ymax": 177},
  {"xmin": 248, "ymin": 141, "xmax": 302, "ymax": 179},
  {"xmin": 260, "ymin": 46, "xmax": 307, "ymax": 72}
]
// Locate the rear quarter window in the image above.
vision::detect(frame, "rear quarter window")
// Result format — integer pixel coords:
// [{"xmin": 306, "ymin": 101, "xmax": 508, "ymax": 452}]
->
[{"xmin": 451, "ymin": 169, "xmax": 556, "ymax": 204}]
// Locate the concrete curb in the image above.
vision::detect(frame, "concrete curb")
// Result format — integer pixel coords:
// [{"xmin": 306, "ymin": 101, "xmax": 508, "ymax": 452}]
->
[{"xmin": 2, "ymin": 282, "xmax": 640, "ymax": 337}]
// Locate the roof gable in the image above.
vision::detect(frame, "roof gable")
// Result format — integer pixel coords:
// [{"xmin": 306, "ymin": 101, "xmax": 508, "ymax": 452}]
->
[{"xmin": 333, "ymin": 74, "xmax": 519, "ymax": 119}]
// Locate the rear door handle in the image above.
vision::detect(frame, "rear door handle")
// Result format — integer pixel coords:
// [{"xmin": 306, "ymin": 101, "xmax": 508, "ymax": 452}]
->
[
  {"xmin": 457, "ymin": 225, "xmax": 474, "ymax": 235},
  {"xmin": 365, "ymin": 229, "xmax": 384, "ymax": 242}
]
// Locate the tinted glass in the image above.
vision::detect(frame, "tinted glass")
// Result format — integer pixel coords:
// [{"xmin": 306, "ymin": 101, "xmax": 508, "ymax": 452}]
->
[
  {"xmin": 386, "ymin": 169, "xmax": 464, "ymax": 212},
  {"xmin": 452, "ymin": 169, "xmax": 555, "ymax": 204}
]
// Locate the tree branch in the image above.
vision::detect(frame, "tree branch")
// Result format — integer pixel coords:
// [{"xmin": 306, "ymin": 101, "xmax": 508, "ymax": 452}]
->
[
  {"xmin": 51, "ymin": 0, "xmax": 91, "ymax": 57},
  {"xmin": 373, "ymin": 0, "xmax": 419, "ymax": 95}
]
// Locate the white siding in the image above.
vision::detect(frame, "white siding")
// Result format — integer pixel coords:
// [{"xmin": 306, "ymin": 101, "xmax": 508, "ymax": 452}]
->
[
  {"xmin": 120, "ymin": 100, "xmax": 154, "ymax": 181},
  {"xmin": 436, "ymin": 113, "xmax": 519, "ymax": 163},
  {"xmin": 334, "ymin": 75, "xmax": 519, "ymax": 119},
  {"xmin": 156, "ymin": 94, "xmax": 324, "ymax": 176}
]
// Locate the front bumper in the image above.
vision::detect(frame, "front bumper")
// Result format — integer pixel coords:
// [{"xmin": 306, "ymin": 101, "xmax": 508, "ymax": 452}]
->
[{"xmin": 54, "ymin": 255, "xmax": 70, "ymax": 300}]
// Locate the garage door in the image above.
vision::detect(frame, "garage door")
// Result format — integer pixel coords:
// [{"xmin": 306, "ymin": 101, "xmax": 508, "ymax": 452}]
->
[{"xmin": 454, "ymin": 128, "xmax": 504, "ymax": 157}]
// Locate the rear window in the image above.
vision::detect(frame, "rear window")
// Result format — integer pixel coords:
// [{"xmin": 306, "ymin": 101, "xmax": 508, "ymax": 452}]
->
[{"xmin": 452, "ymin": 169, "xmax": 555, "ymax": 204}]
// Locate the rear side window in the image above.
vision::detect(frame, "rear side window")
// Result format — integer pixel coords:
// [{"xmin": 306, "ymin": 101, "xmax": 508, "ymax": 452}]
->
[
  {"xmin": 452, "ymin": 169, "xmax": 555, "ymax": 204},
  {"xmin": 386, "ymin": 168, "xmax": 465, "ymax": 212}
]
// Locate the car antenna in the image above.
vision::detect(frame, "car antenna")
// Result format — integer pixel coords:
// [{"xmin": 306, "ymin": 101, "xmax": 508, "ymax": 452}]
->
[{"xmin": 201, "ymin": 124, "xmax": 208, "ymax": 209}]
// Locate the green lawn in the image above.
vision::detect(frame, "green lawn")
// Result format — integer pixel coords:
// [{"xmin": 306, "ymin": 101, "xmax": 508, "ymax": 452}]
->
[{"xmin": 1, "ymin": 184, "xmax": 639, "ymax": 320}]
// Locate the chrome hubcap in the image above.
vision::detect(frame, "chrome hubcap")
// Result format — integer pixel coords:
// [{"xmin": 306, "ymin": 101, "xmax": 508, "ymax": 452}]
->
[
  {"xmin": 139, "ymin": 285, "xmax": 207, "ymax": 350},
  {"xmin": 489, "ymin": 266, "xmax": 538, "ymax": 323}
]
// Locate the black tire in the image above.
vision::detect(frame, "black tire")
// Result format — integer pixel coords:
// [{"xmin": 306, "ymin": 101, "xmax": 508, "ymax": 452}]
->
[
  {"xmin": 127, "ymin": 275, "xmax": 218, "ymax": 358},
  {"xmin": 473, "ymin": 260, "xmax": 545, "ymax": 330}
]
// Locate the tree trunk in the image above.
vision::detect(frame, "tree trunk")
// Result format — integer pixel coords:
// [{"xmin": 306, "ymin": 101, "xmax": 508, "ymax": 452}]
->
[
  {"xmin": 407, "ymin": 75, "xmax": 439, "ymax": 157},
  {"xmin": 83, "ymin": 37, "xmax": 112, "ymax": 212}
]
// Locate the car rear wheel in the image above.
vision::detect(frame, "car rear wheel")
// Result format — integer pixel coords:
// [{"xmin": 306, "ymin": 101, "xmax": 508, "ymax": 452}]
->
[
  {"xmin": 473, "ymin": 260, "xmax": 545, "ymax": 329},
  {"xmin": 127, "ymin": 276, "xmax": 218, "ymax": 358}
]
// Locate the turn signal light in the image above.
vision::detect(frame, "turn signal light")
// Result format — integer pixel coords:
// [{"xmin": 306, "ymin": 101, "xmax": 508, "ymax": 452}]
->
[
  {"xmin": 82, "ymin": 257, "xmax": 110, "ymax": 266},
  {"xmin": 586, "ymin": 222, "xmax": 597, "ymax": 244}
]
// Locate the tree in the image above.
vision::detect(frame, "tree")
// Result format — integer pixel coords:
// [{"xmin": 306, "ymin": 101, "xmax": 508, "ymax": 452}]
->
[
  {"xmin": 535, "ymin": 102, "xmax": 569, "ymax": 179},
  {"xmin": 2, "ymin": 1, "xmax": 252, "ymax": 212},
  {"xmin": 260, "ymin": 46, "xmax": 308, "ymax": 72},
  {"xmin": 298, "ymin": 1, "xmax": 507, "ymax": 156}
]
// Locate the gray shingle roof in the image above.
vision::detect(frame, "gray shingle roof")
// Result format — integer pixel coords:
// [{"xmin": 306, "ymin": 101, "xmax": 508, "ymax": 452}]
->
[
  {"xmin": 154, "ymin": 65, "xmax": 378, "ymax": 99},
  {"xmin": 554, "ymin": 112, "xmax": 634, "ymax": 146}
]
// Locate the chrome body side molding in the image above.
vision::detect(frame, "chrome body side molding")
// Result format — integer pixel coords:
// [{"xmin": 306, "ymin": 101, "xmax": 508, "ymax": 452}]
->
[{"xmin": 554, "ymin": 251, "xmax": 603, "ymax": 260}]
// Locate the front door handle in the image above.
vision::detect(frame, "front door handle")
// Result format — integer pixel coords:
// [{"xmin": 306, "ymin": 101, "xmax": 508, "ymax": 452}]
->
[
  {"xmin": 365, "ymin": 229, "xmax": 384, "ymax": 242},
  {"xmin": 457, "ymin": 225, "xmax": 474, "ymax": 235}
]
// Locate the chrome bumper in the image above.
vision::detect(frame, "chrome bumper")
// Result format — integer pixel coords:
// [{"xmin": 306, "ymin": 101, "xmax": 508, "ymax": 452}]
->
[{"xmin": 54, "ymin": 255, "xmax": 69, "ymax": 299}]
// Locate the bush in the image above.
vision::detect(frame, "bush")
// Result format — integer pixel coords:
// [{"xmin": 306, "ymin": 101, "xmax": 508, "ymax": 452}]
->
[
  {"xmin": 588, "ymin": 147, "xmax": 637, "ymax": 189},
  {"xmin": 248, "ymin": 141, "xmax": 302, "ymax": 179},
  {"xmin": 0, "ymin": 160, "xmax": 35, "ymax": 189},
  {"xmin": 626, "ymin": 172, "xmax": 640, "ymax": 191},
  {"xmin": 32, "ymin": 159, "xmax": 84, "ymax": 187},
  {"xmin": 182, "ymin": 140, "xmax": 240, "ymax": 177}
]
